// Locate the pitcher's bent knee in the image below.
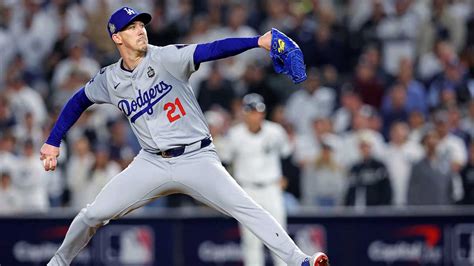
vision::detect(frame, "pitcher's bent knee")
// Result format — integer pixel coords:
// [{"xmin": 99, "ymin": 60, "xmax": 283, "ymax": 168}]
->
[{"xmin": 79, "ymin": 206, "xmax": 111, "ymax": 228}]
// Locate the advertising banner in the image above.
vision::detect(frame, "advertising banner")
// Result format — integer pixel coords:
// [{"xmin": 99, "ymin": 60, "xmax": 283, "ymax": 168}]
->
[
  {"xmin": 0, "ymin": 214, "xmax": 473, "ymax": 265},
  {"xmin": 0, "ymin": 218, "xmax": 175, "ymax": 265}
]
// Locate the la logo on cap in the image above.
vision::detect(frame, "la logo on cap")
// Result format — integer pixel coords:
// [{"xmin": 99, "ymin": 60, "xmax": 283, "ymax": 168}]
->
[{"xmin": 124, "ymin": 7, "xmax": 136, "ymax": 15}]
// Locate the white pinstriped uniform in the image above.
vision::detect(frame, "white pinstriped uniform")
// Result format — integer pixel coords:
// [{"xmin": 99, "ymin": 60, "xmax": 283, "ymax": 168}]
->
[{"xmin": 221, "ymin": 120, "xmax": 292, "ymax": 266}]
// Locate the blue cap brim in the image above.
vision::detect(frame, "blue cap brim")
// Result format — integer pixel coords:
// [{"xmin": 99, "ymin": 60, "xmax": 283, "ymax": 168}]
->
[
  {"xmin": 118, "ymin": 13, "xmax": 152, "ymax": 32},
  {"xmin": 108, "ymin": 11, "xmax": 152, "ymax": 37}
]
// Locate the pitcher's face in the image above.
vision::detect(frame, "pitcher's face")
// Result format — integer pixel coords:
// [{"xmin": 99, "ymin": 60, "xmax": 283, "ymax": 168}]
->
[{"xmin": 113, "ymin": 21, "xmax": 148, "ymax": 53}]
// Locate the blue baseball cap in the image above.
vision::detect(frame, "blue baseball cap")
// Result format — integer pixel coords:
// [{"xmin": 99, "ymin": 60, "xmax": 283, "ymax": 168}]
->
[{"xmin": 107, "ymin": 7, "xmax": 152, "ymax": 37}]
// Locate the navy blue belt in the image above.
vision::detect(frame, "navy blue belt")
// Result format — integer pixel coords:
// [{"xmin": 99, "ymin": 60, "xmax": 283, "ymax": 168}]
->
[{"xmin": 156, "ymin": 137, "xmax": 212, "ymax": 158}]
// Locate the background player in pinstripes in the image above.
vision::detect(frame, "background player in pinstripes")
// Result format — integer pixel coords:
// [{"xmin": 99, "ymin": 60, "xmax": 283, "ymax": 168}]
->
[
  {"xmin": 220, "ymin": 93, "xmax": 291, "ymax": 266},
  {"xmin": 40, "ymin": 6, "xmax": 329, "ymax": 266}
]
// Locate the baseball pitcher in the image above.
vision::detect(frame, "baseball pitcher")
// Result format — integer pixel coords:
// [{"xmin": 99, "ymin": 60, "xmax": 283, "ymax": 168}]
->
[{"xmin": 40, "ymin": 6, "xmax": 329, "ymax": 266}]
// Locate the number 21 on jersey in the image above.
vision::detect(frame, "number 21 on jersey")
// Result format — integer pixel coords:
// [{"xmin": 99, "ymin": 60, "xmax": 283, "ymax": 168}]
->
[{"xmin": 164, "ymin": 97, "xmax": 186, "ymax": 123}]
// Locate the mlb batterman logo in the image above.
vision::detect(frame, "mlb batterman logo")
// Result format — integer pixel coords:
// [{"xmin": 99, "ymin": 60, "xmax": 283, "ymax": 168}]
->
[
  {"xmin": 292, "ymin": 225, "xmax": 326, "ymax": 255},
  {"xmin": 97, "ymin": 225, "xmax": 155, "ymax": 264}
]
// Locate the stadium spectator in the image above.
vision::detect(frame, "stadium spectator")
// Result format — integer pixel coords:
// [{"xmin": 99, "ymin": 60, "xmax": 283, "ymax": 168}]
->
[
  {"xmin": 352, "ymin": 58, "xmax": 385, "ymax": 109},
  {"xmin": 165, "ymin": 0, "xmax": 194, "ymax": 38},
  {"xmin": 46, "ymin": 0, "xmax": 87, "ymax": 36},
  {"xmin": 434, "ymin": 110, "xmax": 468, "ymax": 175},
  {"xmin": 51, "ymin": 34, "xmax": 100, "ymax": 95},
  {"xmin": 147, "ymin": 1, "xmax": 179, "ymax": 47},
  {"xmin": 0, "ymin": 94, "xmax": 16, "ymax": 134},
  {"xmin": 209, "ymin": 4, "xmax": 262, "ymax": 81},
  {"xmin": 428, "ymin": 58, "xmax": 471, "ymax": 108},
  {"xmin": 382, "ymin": 57, "xmax": 427, "ymax": 114},
  {"xmin": 5, "ymin": 53, "xmax": 46, "ymax": 95},
  {"xmin": 11, "ymin": 139, "xmax": 50, "ymax": 213},
  {"xmin": 66, "ymin": 137, "xmax": 95, "ymax": 210},
  {"xmin": 346, "ymin": 0, "xmax": 377, "ymax": 32},
  {"xmin": 301, "ymin": 139, "xmax": 346, "ymax": 207},
  {"xmin": 10, "ymin": 0, "xmax": 59, "ymax": 74},
  {"xmin": 360, "ymin": 45, "xmax": 389, "ymax": 87},
  {"xmin": 285, "ymin": 68, "xmax": 336, "ymax": 137},
  {"xmin": 447, "ymin": 105, "xmax": 471, "ymax": 146},
  {"xmin": 367, "ymin": 108, "xmax": 383, "ymax": 133},
  {"xmin": 348, "ymin": 0, "xmax": 387, "ymax": 71},
  {"xmin": 408, "ymin": 129, "xmax": 454, "ymax": 205},
  {"xmin": 0, "ymin": 172, "xmax": 18, "ymax": 214},
  {"xmin": 320, "ymin": 64, "xmax": 343, "ymax": 94},
  {"xmin": 344, "ymin": 133, "xmax": 392, "ymax": 207},
  {"xmin": 107, "ymin": 118, "xmax": 137, "ymax": 170},
  {"xmin": 197, "ymin": 63, "xmax": 237, "ymax": 114},
  {"xmin": 5, "ymin": 72, "xmax": 47, "ymax": 127},
  {"xmin": 461, "ymin": 99, "xmax": 474, "ymax": 141},
  {"xmin": 80, "ymin": 145, "xmax": 120, "ymax": 208},
  {"xmin": 434, "ymin": 110, "xmax": 467, "ymax": 202},
  {"xmin": 260, "ymin": 0, "xmax": 296, "ymax": 33},
  {"xmin": 204, "ymin": 110, "xmax": 229, "ymax": 157},
  {"xmin": 0, "ymin": 133, "xmax": 17, "ymax": 188},
  {"xmin": 417, "ymin": 0, "xmax": 466, "ymax": 56},
  {"xmin": 84, "ymin": 0, "xmax": 117, "ymax": 64},
  {"xmin": 240, "ymin": 63, "xmax": 281, "ymax": 115},
  {"xmin": 467, "ymin": 13, "xmax": 474, "ymax": 52},
  {"xmin": 376, "ymin": 0, "xmax": 419, "ymax": 76},
  {"xmin": 460, "ymin": 142, "xmax": 474, "ymax": 205},
  {"xmin": 0, "ymin": 3, "xmax": 16, "ymax": 87},
  {"xmin": 269, "ymin": 104, "xmax": 302, "ymax": 205},
  {"xmin": 352, "ymin": 0, "xmax": 386, "ymax": 56},
  {"xmin": 417, "ymin": 39, "xmax": 457, "ymax": 82},
  {"xmin": 40, "ymin": 123, "xmax": 67, "ymax": 208},
  {"xmin": 383, "ymin": 122, "xmax": 423, "ymax": 206},
  {"xmin": 300, "ymin": 22, "xmax": 345, "ymax": 72},
  {"xmin": 182, "ymin": 15, "xmax": 213, "ymax": 91},
  {"xmin": 407, "ymin": 110, "xmax": 428, "ymax": 143},
  {"xmin": 381, "ymin": 83, "xmax": 410, "ymax": 139},
  {"xmin": 340, "ymin": 107, "xmax": 386, "ymax": 167},
  {"xmin": 65, "ymin": 107, "xmax": 99, "ymax": 149},
  {"xmin": 447, "ymin": 0, "xmax": 472, "ymax": 24},
  {"xmin": 295, "ymin": 114, "xmax": 344, "ymax": 207},
  {"xmin": 302, "ymin": 1, "xmax": 350, "ymax": 72},
  {"xmin": 332, "ymin": 87, "xmax": 364, "ymax": 134},
  {"xmin": 13, "ymin": 112, "xmax": 43, "ymax": 151}
]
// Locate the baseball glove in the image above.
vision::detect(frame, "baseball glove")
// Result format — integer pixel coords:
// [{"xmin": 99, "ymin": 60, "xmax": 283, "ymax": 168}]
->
[{"xmin": 269, "ymin": 28, "xmax": 307, "ymax": 84}]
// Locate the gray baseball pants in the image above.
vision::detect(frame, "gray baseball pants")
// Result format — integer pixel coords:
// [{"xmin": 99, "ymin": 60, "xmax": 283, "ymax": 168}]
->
[{"xmin": 47, "ymin": 146, "xmax": 307, "ymax": 265}]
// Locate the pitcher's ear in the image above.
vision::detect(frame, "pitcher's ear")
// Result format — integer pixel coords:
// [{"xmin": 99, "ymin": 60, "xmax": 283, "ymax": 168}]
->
[{"xmin": 112, "ymin": 33, "xmax": 122, "ymax": 45}]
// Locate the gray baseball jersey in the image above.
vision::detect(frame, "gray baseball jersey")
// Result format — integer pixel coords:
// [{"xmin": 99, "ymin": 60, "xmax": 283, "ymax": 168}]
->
[{"xmin": 84, "ymin": 44, "xmax": 210, "ymax": 152}]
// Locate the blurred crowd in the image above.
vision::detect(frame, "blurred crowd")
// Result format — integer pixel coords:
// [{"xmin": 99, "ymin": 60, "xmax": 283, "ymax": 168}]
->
[{"xmin": 1, "ymin": 0, "xmax": 474, "ymax": 214}]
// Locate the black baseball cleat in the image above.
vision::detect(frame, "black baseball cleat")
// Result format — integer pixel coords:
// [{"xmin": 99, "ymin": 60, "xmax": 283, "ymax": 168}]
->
[{"xmin": 301, "ymin": 252, "xmax": 330, "ymax": 266}]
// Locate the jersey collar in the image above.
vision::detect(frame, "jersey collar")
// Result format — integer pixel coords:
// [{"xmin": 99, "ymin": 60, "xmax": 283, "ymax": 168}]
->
[{"xmin": 116, "ymin": 46, "xmax": 151, "ymax": 79}]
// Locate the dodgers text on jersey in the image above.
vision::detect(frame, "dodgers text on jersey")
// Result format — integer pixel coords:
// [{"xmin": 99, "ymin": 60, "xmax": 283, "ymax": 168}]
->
[{"xmin": 118, "ymin": 80, "xmax": 173, "ymax": 123}]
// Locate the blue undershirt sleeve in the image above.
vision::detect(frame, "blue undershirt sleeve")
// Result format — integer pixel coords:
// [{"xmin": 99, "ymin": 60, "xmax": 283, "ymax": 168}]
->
[
  {"xmin": 193, "ymin": 36, "xmax": 260, "ymax": 65},
  {"xmin": 46, "ymin": 87, "xmax": 94, "ymax": 147}
]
